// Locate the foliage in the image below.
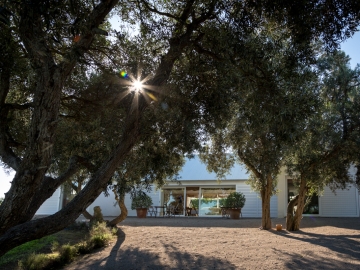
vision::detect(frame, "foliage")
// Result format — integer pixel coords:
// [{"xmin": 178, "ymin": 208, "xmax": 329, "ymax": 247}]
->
[
  {"xmin": 200, "ymin": 22, "xmax": 319, "ymax": 229},
  {"xmin": 88, "ymin": 221, "xmax": 115, "ymax": 249},
  {"xmin": 284, "ymin": 51, "xmax": 360, "ymax": 230},
  {"xmin": 17, "ymin": 221, "xmax": 116, "ymax": 269},
  {"xmin": 286, "ymin": 51, "xmax": 360, "ymax": 190},
  {"xmin": 1, "ymin": 0, "xmax": 360, "ymax": 254},
  {"xmin": 0, "ymin": 235, "xmax": 56, "ymax": 267},
  {"xmin": 223, "ymin": 192, "xmax": 246, "ymax": 209},
  {"xmin": 18, "ymin": 253, "xmax": 56, "ymax": 270},
  {"xmin": 189, "ymin": 198, "xmax": 215, "ymax": 209},
  {"xmin": 190, "ymin": 199, "xmax": 199, "ymax": 209},
  {"xmin": 131, "ymin": 191, "xmax": 153, "ymax": 210}
]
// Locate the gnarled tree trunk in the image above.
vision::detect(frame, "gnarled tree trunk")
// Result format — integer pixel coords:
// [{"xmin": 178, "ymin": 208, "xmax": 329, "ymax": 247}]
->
[
  {"xmin": 286, "ymin": 177, "xmax": 307, "ymax": 231},
  {"xmin": 0, "ymin": 0, "xmax": 210, "ymax": 256},
  {"xmin": 108, "ymin": 189, "xmax": 128, "ymax": 226}
]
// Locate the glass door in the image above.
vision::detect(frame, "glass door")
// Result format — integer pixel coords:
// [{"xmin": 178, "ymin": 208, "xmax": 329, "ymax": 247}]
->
[
  {"xmin": 186, "ymin": 187, "xmax": 199, "ymax": 216},
  {"xmin": 199, "ymin": 187, "xmax": 236, "ymax": 216},
  {"xmin": 163, "ymin": 188, "xmax": 185, "ymax": 215}
]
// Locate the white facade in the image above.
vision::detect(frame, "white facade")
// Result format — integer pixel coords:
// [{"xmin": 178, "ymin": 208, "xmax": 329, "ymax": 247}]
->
[
  {"xmin": 35, "ymin": 187, "xmax": 62, "ymax": 215},
  {"xmin": 276, "ymin": 166, "xmax": 360, "ymax": 218},
  {"xmin": 38, "ymin": 157, "xmax": 360, "ymax": 218}
]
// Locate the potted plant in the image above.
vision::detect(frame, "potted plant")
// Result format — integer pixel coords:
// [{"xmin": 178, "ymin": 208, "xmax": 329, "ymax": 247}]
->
[
  {"xmin": 223, "ymin": 192, "xmax": 246, "ymax": 219},
  {"xmin": 131, "ymin": 191, "xmax": 153, "ymax": 218}
]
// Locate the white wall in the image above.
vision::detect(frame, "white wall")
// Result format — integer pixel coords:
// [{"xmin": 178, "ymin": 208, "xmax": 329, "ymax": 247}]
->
[
  {"xmin": 320, "ymin": 184, "xmax": 359, "ymax": 217},
  {"xmin": 236, "ymin": 182, "xmax": 277, "ymax": 218},
  {"xmin": 87, "ymin": 185, "xmax": 161, "ymax": 217},
  {"xmin": 35, "ymin": 187, "xmax": 61, "ymax": 215},
  {"xmin": 277, "ymin": 165, "xmax": 360, "ymax": 218},
  {"xmin": 124, "ymin": 187, "xmax": 161, "ymax": 217},
  {"xmin": 87, "ymin": 191, "xmax": 120, "ymax": 216}
]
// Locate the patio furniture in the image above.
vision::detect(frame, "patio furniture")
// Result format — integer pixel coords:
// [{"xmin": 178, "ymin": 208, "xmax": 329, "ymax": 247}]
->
[
  {"xmin": 154, "ymin": 205, "xmax": 166, "ymax": 217},
  {"xmin": 186, "ymin": 207, "xmax": 198, "ymax": 216},
  {"xmin": 166, "ymin": 205, "xmax": 176, "ymax": 217},
  {"xmin": 190, "ymin": 208, "xmax": 198, "ymax": 216},
  {"xmin": 147, "ymin": 206, "xmax": 157, "ymax": 217}
]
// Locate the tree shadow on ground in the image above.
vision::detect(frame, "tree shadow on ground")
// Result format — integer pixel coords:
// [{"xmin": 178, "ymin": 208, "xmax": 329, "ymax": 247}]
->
[
  {"xmin": 272, "ymin": 246, "xmax": 360, "ymax": 269},
  {"xmin": 269, "ymin": 229, "xmax": 360, "ymax": 265},
  {"xmin": 67, "ymin": 228, "xmax": 237, "ymax": 270}
]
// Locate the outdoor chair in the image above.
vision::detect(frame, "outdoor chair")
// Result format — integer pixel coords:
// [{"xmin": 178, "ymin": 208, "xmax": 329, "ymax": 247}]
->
[
  {"xmin": 166, "ymin": 205, "xmax": 176, "ymax": 217},
  {"xmin": 147, "ymin": 206, "xmax": 157, "ymax": 217},
  {"xmin": 190, "ymin": 208, "xmax": 198, "ymax": 216}
]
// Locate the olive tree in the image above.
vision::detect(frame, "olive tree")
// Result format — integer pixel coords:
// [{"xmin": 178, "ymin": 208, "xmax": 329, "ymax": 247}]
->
[
  {"xmin": 285, "ymin": 51, "xmax": 360, "ymax": 231},
  {"xmin": 0, "ymin": 0, "xmax": 359, "ymax": 255}
]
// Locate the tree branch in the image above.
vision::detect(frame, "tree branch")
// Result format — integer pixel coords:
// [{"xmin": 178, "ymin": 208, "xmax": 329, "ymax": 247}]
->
[
  {"xmin": 139, "ymin": 0, "xmax": 181, "ymax": 21},
  {"xmin": 59, "ymin": 0, "xmax": 120, "ymax": 77},
  {"xmin": 237, "ymin": 149, "xmax": 262, "ymax": 179}
]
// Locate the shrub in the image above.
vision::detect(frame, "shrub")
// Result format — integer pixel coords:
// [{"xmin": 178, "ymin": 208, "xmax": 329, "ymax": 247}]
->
[
  {"xmin": 18, "ymin": 253, "xmax": 53, "ymax": 270},
  {"xmin": 0, "ymin": 235, "xmax": 56, "ymax": 267},
  {"xmin": 131, "ymin": 191, "xmax": 153, "ymax": 210},
  {"xmin": 223, "ymin": 192, "xmax": 246, "ymax": 209},
  {"xmin": 18, "ymin": 222, "xmax": 117, "ymax": 269},
  {"xmin": 76, "ymin": 241, "xmax": 91, "ymax": 255},
  {"xmin": 59, "ymin": 244, "xmax": 77, "ymax": 263},
  {"xmin": 88, "ymin": 222, "xmax": 113, "ymax": 249},
  {"xmin": 50, "ymin": 241, "xmax": 59, "ymax": 253}
]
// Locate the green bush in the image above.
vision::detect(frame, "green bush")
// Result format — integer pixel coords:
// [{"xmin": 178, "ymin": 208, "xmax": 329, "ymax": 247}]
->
[
  {"xmin": 0, "ymin": 235, "xmax": 56, "ymax": 267},
  {"xmin": 18, "ymin": 253, "xmax": 54, "ymax": 270},
  {"xmin": 223, "ymin": 192, "xmax": 246, "ymax": 209},
  {"xmin": 76, "ymin": 241, "xmax": 91, "ymax": 254},
  {"xmin": 131, "ymin": 191, "xmax": 153, "ymax": 210},
  {"xmin": 88, "ymin": 222, "xmax": 113, "ymax": 249},
  {"xmin": 17, "ymin": 221, "xmax": 116, "ymax": 269},
  {"xmin": 59, "ymin": 244, "xmax": 77, "ymax": 263},
  {"xmin": 50, "ymin": 241, "xmax": 59, "ymax": 253}
]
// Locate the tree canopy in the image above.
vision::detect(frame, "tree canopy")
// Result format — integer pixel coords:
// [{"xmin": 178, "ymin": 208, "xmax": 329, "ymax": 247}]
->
[{"xmin": 0, "ymin": 0, "xmax": 360, "ymax": 255}]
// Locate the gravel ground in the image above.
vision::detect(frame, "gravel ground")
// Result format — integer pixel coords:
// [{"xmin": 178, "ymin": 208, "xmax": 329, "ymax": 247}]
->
[{"xmin": 63, "ymin": 216, "xmax": 360, "ymax": 270}]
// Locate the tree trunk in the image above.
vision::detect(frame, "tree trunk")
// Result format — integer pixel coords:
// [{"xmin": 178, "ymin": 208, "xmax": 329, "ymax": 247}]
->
[
  {"xmin": 0, "ymin": 0, "xmax": 121, "ymax": 234},
  {"xmin": 260, "ymin": 175, "xmax": 273, "ymax": 230},
  {"xmin": 0, "ymin": 1, "xmax": 213, "ymax": 256},
  {"xmin": 108, "ymin": 190, "xmax": 128, "ymax": 227},
  {"xmin": 286, "ymin": 177, "xmax": 307, "ymax": 231},
  {"xmin": 82, "ymin": 210, "xmax": 93, "ymax": 220}
]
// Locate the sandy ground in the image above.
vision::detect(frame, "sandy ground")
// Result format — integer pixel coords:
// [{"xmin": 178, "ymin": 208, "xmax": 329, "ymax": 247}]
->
[{"xmin": 63, "ymin": 216, "xmax": 360, "ymax": 270}]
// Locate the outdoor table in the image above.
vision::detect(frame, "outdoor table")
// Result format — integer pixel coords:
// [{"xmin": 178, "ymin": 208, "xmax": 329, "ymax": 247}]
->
[{"xmin": 154, "ymin": 206, "xmax": 166, "ymax": 217}]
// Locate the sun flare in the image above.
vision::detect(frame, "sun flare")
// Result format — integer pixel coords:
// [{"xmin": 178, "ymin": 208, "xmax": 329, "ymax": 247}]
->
[{"xmin": 133, "ymin": 80, "xmax": 143, "ymax": 92}]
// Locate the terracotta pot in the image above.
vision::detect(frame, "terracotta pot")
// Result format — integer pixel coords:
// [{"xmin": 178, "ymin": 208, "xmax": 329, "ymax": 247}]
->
[
  {"xmin": 276, "ymin": 224, "xmax": 282, "ymax": 231},
  {"xmin": 229, "ymin": 208, "xmax": 241, "ymax": 219},
  {"xmin": 136, "ymin": 208, "xmax": 148, "ymax": 218}
]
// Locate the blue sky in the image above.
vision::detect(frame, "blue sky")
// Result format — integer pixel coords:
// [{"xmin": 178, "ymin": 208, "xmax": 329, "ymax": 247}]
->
[
  {"xmin": 340, "ymin": 32, "xmax": 360, "ymax": 68},
  {"xmin": 1, "ymin": 31, "xmax": 359, "ymax": 198}
]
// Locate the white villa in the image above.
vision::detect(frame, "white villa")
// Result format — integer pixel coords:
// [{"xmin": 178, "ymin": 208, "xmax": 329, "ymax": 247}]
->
[{"xmin": 36, "ymin": 156, "xmax": 360, "ymax": 218}]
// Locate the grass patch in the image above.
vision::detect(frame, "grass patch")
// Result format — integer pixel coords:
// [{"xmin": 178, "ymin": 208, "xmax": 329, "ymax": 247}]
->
[
  {"xmin": 0, "ymin": 235, "xmax": 56, "ymax": 266},
  {"xmin": 0, "ymin": 221, "xmax": 118, "ymax": 270}
]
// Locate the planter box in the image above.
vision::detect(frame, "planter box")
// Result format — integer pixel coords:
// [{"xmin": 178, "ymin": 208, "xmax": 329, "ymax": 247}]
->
[
  {"xmin": 136, "ymin": 208, "xmax": 148, "ymax": 218},
  {"xmin": 228, "ymin": 208, "xmax": 241, "ymax": 219}
]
